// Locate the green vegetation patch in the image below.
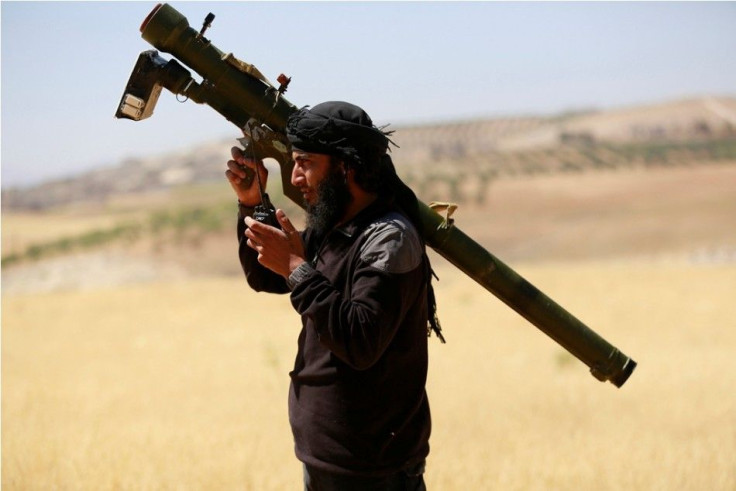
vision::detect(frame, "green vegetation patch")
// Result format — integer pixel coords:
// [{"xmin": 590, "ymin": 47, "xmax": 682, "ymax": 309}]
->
[{"xmin": 2, "ymin": 201, "xmax": 237, "ymax": 267}]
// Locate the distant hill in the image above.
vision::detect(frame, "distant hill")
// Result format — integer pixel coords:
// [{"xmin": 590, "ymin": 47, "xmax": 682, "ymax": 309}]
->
[{"xmin": 3, "ymin": 95, "xmax": 735, "ymax": 211}]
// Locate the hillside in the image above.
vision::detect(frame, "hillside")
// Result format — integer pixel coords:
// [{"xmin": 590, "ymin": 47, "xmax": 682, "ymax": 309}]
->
[
  {"xmin": 3, "ymin": 96, "xmax": 735, "ymax": 210},
  {"xmin": 2, "ymin": 96, "xmax": 736, "ymax": 294}
]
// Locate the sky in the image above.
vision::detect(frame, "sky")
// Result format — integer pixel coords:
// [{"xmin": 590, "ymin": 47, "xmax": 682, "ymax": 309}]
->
[{"xmin": 2, "ymin": 1, "xmax": 735, "ymax": 188}]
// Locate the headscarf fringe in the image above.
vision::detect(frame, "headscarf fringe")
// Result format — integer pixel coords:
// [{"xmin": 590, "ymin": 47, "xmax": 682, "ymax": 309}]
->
[{"xmin": 427, "ymin": 268, "xmax": 446, "ymax": 343}]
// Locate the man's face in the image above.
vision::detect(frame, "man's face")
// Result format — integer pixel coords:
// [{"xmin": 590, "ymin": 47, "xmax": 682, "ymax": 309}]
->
[
  {"xmin": 290, "ymin": 151, "xmax": 334, "ymax": 206},
  {"xmin": 291, "ymin": 151, "xmax": 352, "ymax": 235}
]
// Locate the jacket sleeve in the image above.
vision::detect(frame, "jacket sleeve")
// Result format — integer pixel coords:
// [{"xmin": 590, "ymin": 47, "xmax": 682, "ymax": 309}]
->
[
  {"xmin": 289, "ymin": 219, "xmax": 426, "ymax": 370},
  {"xmin": 236, "ymin": 205, "xmax": 290, "ymax": 294}
]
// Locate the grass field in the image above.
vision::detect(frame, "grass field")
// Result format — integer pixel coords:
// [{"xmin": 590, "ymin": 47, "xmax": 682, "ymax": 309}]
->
[
  {"xmin": 3, "ymin": 163, "xmax": 735, "ymax": 489},
  {"xmin": 3, "ymin": 262, "xmax": 735, "ymax": 490}
]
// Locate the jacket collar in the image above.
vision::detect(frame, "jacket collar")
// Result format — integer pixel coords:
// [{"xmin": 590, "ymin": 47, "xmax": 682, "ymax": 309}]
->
[{"xmin": 333, "ymin": 198, "xmax": 395, "ymax": 239}]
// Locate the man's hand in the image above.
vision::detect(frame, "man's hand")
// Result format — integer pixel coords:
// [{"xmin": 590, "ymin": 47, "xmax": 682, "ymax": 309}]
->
[
  {"xmin": 244, "ymin": 209, "xmax": 306, "ymax": 278},
  {"xmin": 226, "ymin": 146, "xmax": 268, "ymax": 206}
]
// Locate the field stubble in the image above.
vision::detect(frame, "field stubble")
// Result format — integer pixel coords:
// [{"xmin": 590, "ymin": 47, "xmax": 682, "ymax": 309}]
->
[{"xmin": 3, "ymin": 262, "xmax": 735, "ymax": 490}]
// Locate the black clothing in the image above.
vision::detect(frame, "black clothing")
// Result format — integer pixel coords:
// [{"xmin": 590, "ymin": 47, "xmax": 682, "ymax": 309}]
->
[
  {"xmin": 284, "ymin": 101, "xmax": 444, "ymax": 343},
  {"xmin": 238, "ymin": 199, "xmax": 432, "ymax": 477},
  {"xmin": 303, "ymin": 461, "xmax": 426, "ymax": 490}
]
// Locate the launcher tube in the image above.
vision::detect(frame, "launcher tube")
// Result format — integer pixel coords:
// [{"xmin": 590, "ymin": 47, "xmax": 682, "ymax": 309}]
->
[{"xmin": 134, "ymin": 3, "xmax": 637, "ymax": 387}]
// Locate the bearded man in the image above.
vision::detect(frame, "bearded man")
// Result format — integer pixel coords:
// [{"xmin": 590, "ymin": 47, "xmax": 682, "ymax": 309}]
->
[{"xmin": 225, "ymin": 101, "xmax": 442, "ymax": 490}]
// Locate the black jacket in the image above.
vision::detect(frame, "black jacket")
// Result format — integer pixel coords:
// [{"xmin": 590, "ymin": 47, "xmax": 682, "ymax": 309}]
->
[{"xmin": 238, "ymin": 199, "xmax": 431, "ymax": 477}]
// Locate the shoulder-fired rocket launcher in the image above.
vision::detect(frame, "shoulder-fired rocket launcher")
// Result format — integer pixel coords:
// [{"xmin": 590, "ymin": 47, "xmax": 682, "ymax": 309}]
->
[{"xmin": 115, "ymin": 3, "xmax": 637, "ymax": 387}]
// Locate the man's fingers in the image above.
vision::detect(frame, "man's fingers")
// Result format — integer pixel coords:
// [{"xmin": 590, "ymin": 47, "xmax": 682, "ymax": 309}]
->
[
  {"xmin": 276, "ymin": 210, "xmax": 297, "ymax": 234},
  {"xmin": 227, "ymin": 160, "xmax": 246, "ymax": 178},
  {"xmin": 244, "ymin": 227, "xmax": 264, "ymax": 250},
  {"xmin": 226, "ymin": 168, "xmax": 246, "ymax": 185},
  {"xmin": 243, "ymin": 224, "xmax": 256, "ymax": 241},
  {"xmin": 231, "ymin": 146, "xmax": 246, "ymax": 162},
  {"xmin": 244, "ymin": 216, "xmax": 260, "ymax": 231},
  {"xmin": 230, "ymin": 147, "xmax": 264, "ymax": 171},
  {"xmin": 245, "ymin": 216, "xmax": 280, "ymax": 238}
]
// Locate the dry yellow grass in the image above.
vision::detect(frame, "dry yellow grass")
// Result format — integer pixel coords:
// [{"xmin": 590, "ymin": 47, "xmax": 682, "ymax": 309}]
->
[{"xmin": 3, "ymin": 262, "xmax": 735, "ymax": 490}]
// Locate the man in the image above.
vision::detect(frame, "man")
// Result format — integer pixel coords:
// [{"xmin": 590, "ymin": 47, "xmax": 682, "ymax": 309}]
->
[{"xmin": 225, "ymin": 101, "xmax": 442, "ymax": 490}]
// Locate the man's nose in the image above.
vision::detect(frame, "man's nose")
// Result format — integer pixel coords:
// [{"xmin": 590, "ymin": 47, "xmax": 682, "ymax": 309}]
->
[{"xmin": 291, "ymin": 165, "xmax": 304, "ymax": 186}]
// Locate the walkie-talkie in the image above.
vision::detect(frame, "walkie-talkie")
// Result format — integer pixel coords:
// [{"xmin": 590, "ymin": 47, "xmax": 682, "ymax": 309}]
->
[
  {"xmin": 253, "ymin": 192, "xmax": 280, "ymax": 228},
  {"xmin": 247, "ymin": 142, "xmax": 280, "ymax": 229}
]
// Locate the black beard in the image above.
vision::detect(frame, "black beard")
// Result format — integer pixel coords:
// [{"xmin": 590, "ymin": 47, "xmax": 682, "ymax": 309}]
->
[{"xmin": 306, "ymin": 168, "xmax": 352, "ymax": 237}]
